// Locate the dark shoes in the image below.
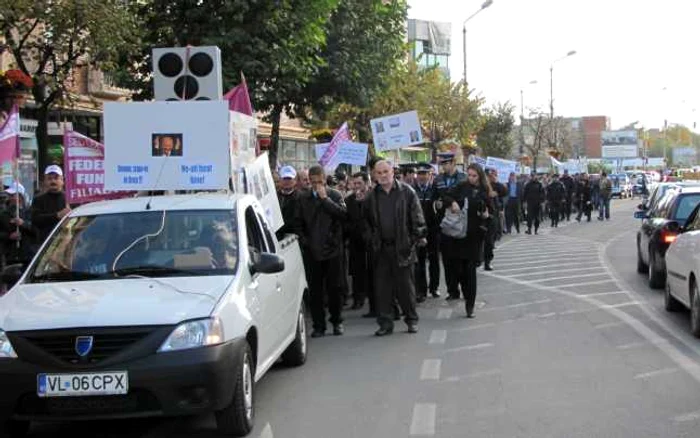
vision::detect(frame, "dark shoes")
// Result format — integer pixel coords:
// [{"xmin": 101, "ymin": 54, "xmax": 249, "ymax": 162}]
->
[
  {"xmin": 407, "ymin": 324, "xmax": 418, "ymax": 334},
  {"xmin": 375, "ymin": 327, "xmax": 393, "ymax": 337},
  {"xmin": 417, "ymin": 296, "xmax": 427, "ymax": 303},
  {"xmin": 333, "ymin": 324, "xmax": 344, "ymax": 336},
  {"xmin": 362, "ymin": 312, "xmax": 377, "ymax": 318},
  {"xmin": 350, "ymin": 301, "xmax": 364, "ymax": 310},
  {"xmin": 466, "ymin": 312, "xmax": 475, "ymax": 318},
  {"xmin": 430, "ymin": 290, "xmax": 441, "ymax": 298},
  {"xmin": 484, "ymin": 264, "xmax": 493, "ymax": 271},
  {"xmin": 311, "ymin": 330, "xmax": 325, "ymax": 338}
]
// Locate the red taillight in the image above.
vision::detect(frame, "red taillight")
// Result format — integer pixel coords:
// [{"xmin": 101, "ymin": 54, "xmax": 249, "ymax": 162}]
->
[{"xmin": 662, "ymin": 231, "xmax": 678, "ymax": 244}]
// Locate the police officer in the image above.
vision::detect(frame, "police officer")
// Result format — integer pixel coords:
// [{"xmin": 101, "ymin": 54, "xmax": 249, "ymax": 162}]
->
[
  {"xmin": 432, "ymin": 153, "xmax": 467, "ymax": 300},
  {"xmin": 546, "ymin": 173, "xmax": 566, "ymax": 228},
  {"xmin": 484, "ymin": 169, "xmax": 507, "ymax": 271},
  {"xmin": 523, "ymin": 172, "xmax": 545, "ymax": 235},
  {"xmin": 560, "ymin": 169, "xmax": 575, "ymax": 221},
  {"xmin": 413, "ymin": 163, "xmax": 440, "ymax": 301}
]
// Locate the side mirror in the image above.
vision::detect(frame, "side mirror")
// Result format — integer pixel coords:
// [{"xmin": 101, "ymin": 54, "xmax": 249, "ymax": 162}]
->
[
  {"xmin": 1, "ymin": 263, "xmax": 24, "ymax": 287},
  {"xmin": 251, "ymin": 252, "xmax": 285, "ymax": 275},
  {"xmin": 666, "ymin": 221, "xmax": 682, "ymax": 233},
  {"xmin": 634, "ymin": 211, "xmax": 648, "ymax": 219}
]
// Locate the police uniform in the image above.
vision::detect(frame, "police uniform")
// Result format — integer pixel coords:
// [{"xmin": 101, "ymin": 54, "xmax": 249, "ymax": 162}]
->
[{"xmin": 413, "ymin": 163, "xmax": 440, "ymax": 300}]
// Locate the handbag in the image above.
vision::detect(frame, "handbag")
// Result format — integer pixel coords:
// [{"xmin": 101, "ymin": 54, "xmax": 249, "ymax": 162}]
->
[{"xmin": 440, "ymin": 198, "xmax": 469, "ymax": 238}]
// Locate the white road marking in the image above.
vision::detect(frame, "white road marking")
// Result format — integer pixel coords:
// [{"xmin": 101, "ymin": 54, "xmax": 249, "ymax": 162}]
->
[
  {"xmin": 559, "ymin": 308, "xmax": 596, "ymax": 316},
  {"xmin": 437, "ymin": 308, "xmax": 453, "ymax": 320},
  {"xmin": 496, "ymin": 246, "xmax": 593, "ymax": 256},
  {"xmin": 410, "ymin": 403, "xmax": 436, "ymax": 436},
  {"xmin": 452, "ymin": 322, "xmax": 496, "ymax": 332},
  {"xmin": 555, "ymin": 279, "xmax": 617, "ymax": 288},
  {"xmin": 428, "ymin": 330, "xmax": 447, "ymax": 344},
  {"xmin": 443, "ymin": 369, "xmax": 502, "ymax": 382},
  {"xmin": 497, "ymin": 256, "xmax": 596, "ymax": 268},
  {"xmin": 617, "ymin": 339, "xmax": 669, "ymax": 350},
  {"xmin": 446, "ymin": 343, "xmax": 494, "ymax": 353},
  {"xmin": 534, "ymin": 272, "xmax": 609, "ymax": 283},
  {"xmin": 420, "ymin": 359, "xmax": 441, "ymax": 381},
  {"xmin": 480, "ymin": 299, "xmax": 551, "ymax": 312},
  {"xmin": 634, "ymin": 367, "xmax": 678, "ymax": 380},
  {"xmin": 508, "ymin": 266, "xmax": 602, "ymax": 278},
  {"xmin": 538, "ymin": 312, "xmax": 557, "ymax": 318},
  {"xmin": 582, "ymin": 291, "xmax": 629, "ymax": 297},
  {"xmin": 258, "ymin": 423, "xmax": 274, "ymax": 438},
  {"xmin": 674, "ymin": 410, "xmax": 700, "ymax": 422},
  {"xmin": 495, "ymin": 251, "xmax": 598, "ymax": 262},
  {"xmin": 603, "ymin": 301, "xmax": 645, "ymax": 309},
  {"xmin": 495, "ymin": 261, "xmax": 600, "ymax": 273},
  {"xmin": 594, "ymin": 321, "xmax": 626, "ymax": 329}
]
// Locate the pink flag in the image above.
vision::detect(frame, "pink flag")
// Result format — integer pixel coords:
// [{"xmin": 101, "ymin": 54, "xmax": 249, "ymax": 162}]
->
[
  {"xmin": 0, "ymin": 105, "xmax": 20, "ymax": 163},
  {"xmin": 224, "ymin": 73, "xmax": 254, "ymax": 116},
  {"xmin": 318, "ymin": 122, "xmax": 350, "ymax": 171}
]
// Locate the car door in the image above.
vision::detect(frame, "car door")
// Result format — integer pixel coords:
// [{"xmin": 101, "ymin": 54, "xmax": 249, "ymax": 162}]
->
[
  {"xmin": 244, "ymin": 205, "xmax": 280, "ymax": 365},
  {"xmin": 668, "ymin": 206, "xmax": 700, "ymax": 307}
]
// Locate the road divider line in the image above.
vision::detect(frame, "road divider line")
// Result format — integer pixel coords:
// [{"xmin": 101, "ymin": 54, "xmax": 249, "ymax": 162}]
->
[
  {"xmin": 494, "ymin": 251, "xmax": 598, "ymax": 262},
  {"xmin": 428, "ymin": 330, "xmax": 447, "ymax": 344},
  {"xmin": 508, "ymin": 267, "xmax": 601, "ymax": 278},
  {"xmin": 496, "ymin": 262, "xmax": 600, "ymax": 273},
  {"xmin": 534, "ymin": 273, "xmax": 609, "ymax": 283},
  {"xmin": 410, "ymin": 403, "xmax": 436, "ymax": 436},
  {"xmin": 582, "ymin": 291, "xmax": 629, "ymax": 297},
  {"xmin": 594, "ymin": 321, "xmax": 626, "ymax": 329},
  {"xmin": 443, "ymin": 369, "xmax": 502, "ymax": 382},
  {"xmin": 634, "ymin": 367, "xmax": 678, "ymax": 380},
  {"xmin": 496, "ymin": 256, "xmax": 596, "ymax": 268},
  {"xmin": 555, "ymin": 279, "xmax": 616, "ymax": 288},
  {"xmin": 446, "ymin": 343, "xmax": 494, "ymax": 353},
  {"xmin": 420, "ymin": 359, "xmax": 441, "ymax": 381},
  {"xmin": 480, "ymin": 299, "xmax": 551, "ymax": 312},
  {"xmin": 452, "ymin": 322, "xmax": 496, "ymax": 332}
]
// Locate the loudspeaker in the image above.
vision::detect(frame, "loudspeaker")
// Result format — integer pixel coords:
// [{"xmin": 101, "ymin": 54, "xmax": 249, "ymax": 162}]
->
[{"xmin": 152, "ymin": 46, "xmax": 222, "ymax": 101}]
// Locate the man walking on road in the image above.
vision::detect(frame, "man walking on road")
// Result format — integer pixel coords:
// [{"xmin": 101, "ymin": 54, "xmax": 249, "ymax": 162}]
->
[
  {"xmin": 598, "ymin": 171, "xmax": 612, "ymax": 221},
  {"xmin": 523, "ymin": 172, "xmax": 545, "ymax": 235},
  {"xmin": 576, "ymin": 174, "xmax": 593, "ymax": 222},
  {"xmin": 298, "ymin": 165, "xmax": 348, "ymax": 338},
  {"xmin": 345, "ymin": 172, "xmax": 375, "ymax": 314},
  {"xmin": 413, "ymin": 163, "xmax": 440, "ymax": 301},
  {"xmin": 560, "ymin": 169, "xmax": 575, "ymax": 221},
  {"xmin": 484, "ymin": 169, "xmax": 507, "ymax": 270},
  {"xmin": 505, "ymin": 172, "xmax": 523, "ymax": 234},
  {"xmin": 546, "ymin": 174, "xmax": 566, "ymax": 228},
  {"xmin": 364, "ymin": 160, "xmax": 426, "ymax": 336}
]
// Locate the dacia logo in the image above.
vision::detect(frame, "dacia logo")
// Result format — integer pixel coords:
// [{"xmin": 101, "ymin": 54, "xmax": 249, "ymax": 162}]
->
[{"xmin": 75, "ymin": 336, "xmax": 94, "ymax": 357}]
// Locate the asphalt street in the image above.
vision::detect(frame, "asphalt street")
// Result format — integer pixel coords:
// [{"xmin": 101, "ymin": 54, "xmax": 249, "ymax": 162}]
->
[{"xmin": 26, "ymin": 197, "xmax": 700, "ymax": 438}]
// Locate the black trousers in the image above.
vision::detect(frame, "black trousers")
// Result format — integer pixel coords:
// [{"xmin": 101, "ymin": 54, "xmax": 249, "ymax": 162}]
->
[
  {"xmin": 527, "ymin": 202, "xmax": 540, "ymax": 232},
  {"xmin": 416, "ymin": 232, "xmax": 440, "ymax": 297},
  {"xmin": 309, "ymin": 257, "xmax": 344, "ymax": 332},
  {"xmin": 444, "ymin": 257, "xmax": 478, "ymax": 314},
  {"xmin": 484, "ymin": 218, "xmax": 498, "ymax": 264},
  {"xmin": 549, "ymin": 202, "xmax": 561, "ymax": 227},
  {"xmin": 351, "ymin": 256, "xmax": 375, "ymax": 313},
  {"xmin": 563, "ymin": 196, "xmax": 572, "ymax": 220},
  {"xmin": 505, "ymin": 198, "xmax": 520, "ymax": 233},
  {"xmin": 375, "ymin": 246, "xmax": 418, "ymax": 328},
  {"xmin": 577, "ymin": 201, "xmax": 592, "ymax": 221}
]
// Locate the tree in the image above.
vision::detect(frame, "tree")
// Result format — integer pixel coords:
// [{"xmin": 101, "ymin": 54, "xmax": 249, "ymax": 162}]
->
[
  {"xmin": 523, "ymin": 112, "xmax": 549, "ymax": 171},
  {"xmin": 114, "ymin": 0, "xmax": 338, "ymax": 169},
  {"xmin": 477, "ymin": 102, "xmax": 515, "ymax": 158},
  {"xmin": 0, "ymin": 0, "xmax": 140, "ymax": 170}
]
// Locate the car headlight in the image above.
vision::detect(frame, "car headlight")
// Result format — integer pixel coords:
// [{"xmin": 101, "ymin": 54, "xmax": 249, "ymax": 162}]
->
[
  {"xmin": 158, "ymin": 318, "xmax": 224, "ymax": 353},
  {"xmin": 0, "ymin": 330, "xmax": 18, "ymax": 359}
]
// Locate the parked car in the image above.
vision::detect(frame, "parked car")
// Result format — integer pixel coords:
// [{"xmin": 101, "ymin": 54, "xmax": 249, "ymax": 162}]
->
[
  {"xmin": 0, "ymin": 194, "xmax": 308, "ymax": 437},
  {"xmin": 610, "ymin": 173, "xmax": 631, "ymax": 198},
  {"xmin": 664, "ymin": 203, "xmax": 700, "ymax": 337},
  {"xmin": 635, "ymin": 186, "xmax": 700, "ymax": 289}
]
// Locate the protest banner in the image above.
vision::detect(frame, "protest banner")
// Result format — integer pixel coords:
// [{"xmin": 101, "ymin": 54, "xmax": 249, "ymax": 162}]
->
[
  {"xmin": 318, "ymin": 122, "xmax": 350, "ymax": 172},
  {"xmin": 243, "ymin": 152, "xmax": 284, "ymax": 231},
  {"xmin": 470, "ymin": 155, "xmax": 487, "ymax": 168},
  {"xmin": 103, "ymin": 101, "xmax": 230, "ymax": 191},
  {"xmin": 315, "ymin": 142, "xmax": 368, "ymax": 166},
  {"xmin": 64, "ymin": 131, "xmax": 135, "ymax": 204},
  {"xmin": 370, "ymin": 110, "xmax": 423, "ymax": 152},
  {"xmin": 485, "ymin": 156, "xmax": 517, "ymax": 183}
]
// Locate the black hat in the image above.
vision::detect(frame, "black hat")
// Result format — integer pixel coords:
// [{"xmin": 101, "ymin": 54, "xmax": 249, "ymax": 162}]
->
[{"xmin": 437, "ymin": 152, "xmax": 455, "ymax": 164}]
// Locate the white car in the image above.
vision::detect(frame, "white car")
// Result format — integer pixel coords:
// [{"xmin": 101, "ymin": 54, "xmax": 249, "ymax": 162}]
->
[
  {"xmin": 0, "ymin": 194, "xmax": 308, "ymax": 437},
  {"xmin": 663, "ymin": 202, "xmax": 700, "ymax": 337}
]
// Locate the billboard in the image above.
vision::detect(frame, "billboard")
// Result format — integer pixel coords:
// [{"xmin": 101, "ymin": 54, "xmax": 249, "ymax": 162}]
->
[
  {"xmin": 672, "ymin": 147, "xmax": 697, "ymax": 166},
  {"xmin": 601, "ymin": 130, "xmax": 638, "ymax": 158}
]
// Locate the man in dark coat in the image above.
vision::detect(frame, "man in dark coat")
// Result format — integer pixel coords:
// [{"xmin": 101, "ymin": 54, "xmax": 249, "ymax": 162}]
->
[
  {"xmin": 576, "ymin": 174, "xmax": 593, "ymax": 222},
  {"xmin": 505, "ymin": 172, "xmax": 523, "ymax": 234},
  {"xmin": 560, "ymin": 169, "xmax": 575, "ymax": 221},
  {"xmin": 31, "ymin": 165, "xmax": 70, "ymax": 244},
  {"xmin": 546, "ymin": 174, "xmax": 566, "ymax": 228},
  {"xmin": 413, "ymin": 163, "xmax": 440, "ymax": 301},
  {"xmin": 523, "ymin": 173, "xmax": 545, "ymax": 234},
  {"xmin": 364, "ymin": 160, "xmax": 426, "ymax": 336},
  {"xmin": 484, "ymin": 169, "xmax": 507, "ymax": 270},
  {"xmin": 345, "ymin": 172, "xmax": 375, "ymax": 315},
  {"xmin": 275, "ymin": 165, "xmax": 302, "ymax": 240},
  {"xmin": 298, "ymin": 165, "xmax": 348, "ymax": 338}
]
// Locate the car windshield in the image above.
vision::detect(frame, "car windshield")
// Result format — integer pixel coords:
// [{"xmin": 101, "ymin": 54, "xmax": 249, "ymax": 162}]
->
[
  {"xmin": 28, "ymin": 209, "xmax": 238, "ymax": 282},
  {"xmin": 674, "ymin": 194, "xmax": 700, "ymax": 222}
]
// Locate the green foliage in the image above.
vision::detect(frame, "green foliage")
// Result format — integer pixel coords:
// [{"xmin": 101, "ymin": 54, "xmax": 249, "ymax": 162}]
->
[{"xmin": 477, "ymin": 102, "xmax": 515, "ymax": 158}]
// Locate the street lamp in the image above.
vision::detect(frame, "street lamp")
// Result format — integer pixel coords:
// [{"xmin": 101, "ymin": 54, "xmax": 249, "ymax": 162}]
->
[
  {"xmin": 520, "ymin": 80, "xmax": 538, "ymax": 155},
  {"xmin": 549, "ymin": 50, "xmax": 576, "ymax": 120},
  {"xmin": 462, "ymin": 0, "xmax": 493, "ymax": 86}
]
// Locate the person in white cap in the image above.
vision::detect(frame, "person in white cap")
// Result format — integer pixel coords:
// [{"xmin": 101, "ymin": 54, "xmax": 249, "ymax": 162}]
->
[
  {"xmin": 276, "ymin": 165, "xmax": 302, "ymax": 240},
  {"xmin": 0, "ymin": 182, "xmax": 36, "ymax": 273},
  {"xmin": 30, "ymin": 165, "xmax": 70, "ymax": 243}
]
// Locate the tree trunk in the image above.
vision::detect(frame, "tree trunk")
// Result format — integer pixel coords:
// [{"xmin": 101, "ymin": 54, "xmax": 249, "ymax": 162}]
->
[
  {"xmin": 36, "ymin": 105, "xmax": 50, "ymax": 176},
  {"xmin": 268, "ymin": 103, "xmax": 282, "ymax": 170}
]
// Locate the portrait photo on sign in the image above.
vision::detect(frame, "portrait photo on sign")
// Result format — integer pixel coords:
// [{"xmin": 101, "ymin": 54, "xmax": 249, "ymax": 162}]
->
[
  {"xmin": 410, "ymin": 130, "xmax": 420, "ymax": 142},
  {"xmin": 388, "ymin": 117, "xmax": 401, "ymax": 128},
  {"xmin": 375, "ymin": 121, "xmax": 385, "ymax": 133},
  {"xmin": 252, "ymin": 173, "xmax": 263, "ymax": 199},
  {"xmin": 152, "ymin": 134, "xmax": 183, "ymax": 157},
  {"xmin": 258, "ymin": 168, "xmax": 270, "ymax": 196}
]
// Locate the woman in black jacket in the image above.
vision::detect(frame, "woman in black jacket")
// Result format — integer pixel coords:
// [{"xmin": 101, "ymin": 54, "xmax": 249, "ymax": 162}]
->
[{"xmin": 442, "ymin": 163, "xmax": 493, "ymax": 318}]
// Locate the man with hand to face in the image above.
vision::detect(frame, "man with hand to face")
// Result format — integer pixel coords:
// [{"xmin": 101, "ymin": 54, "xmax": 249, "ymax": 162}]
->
[
  {"xmin": 31, "ymin": 165, "xmax": 70, "ymax": 244},
  {"xmin": 298, "ymin": 165, "xmax": 348, "ymax": 338}
]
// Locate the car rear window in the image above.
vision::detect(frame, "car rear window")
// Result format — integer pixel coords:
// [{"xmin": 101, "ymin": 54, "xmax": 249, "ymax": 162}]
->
[{"xmin": 674, "ymin": 194, "xmax": 700, "ymax": 222}]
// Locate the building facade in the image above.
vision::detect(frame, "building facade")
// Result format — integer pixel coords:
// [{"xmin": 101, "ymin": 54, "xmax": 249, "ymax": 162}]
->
[{"xmin": 407, "ymin": 19, "xmax": 451, "ymax": 78}]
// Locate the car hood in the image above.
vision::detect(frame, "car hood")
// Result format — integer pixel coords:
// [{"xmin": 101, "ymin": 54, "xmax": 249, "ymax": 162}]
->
[{"xmin": 0, "ymin": 276, "xmax": 233, "ymax": 331}]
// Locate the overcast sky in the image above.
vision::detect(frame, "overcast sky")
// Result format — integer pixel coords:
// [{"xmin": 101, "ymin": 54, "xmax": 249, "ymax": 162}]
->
[{"xmin": 408, "ymin": 0, "xmax": 700, "ymax": 130}]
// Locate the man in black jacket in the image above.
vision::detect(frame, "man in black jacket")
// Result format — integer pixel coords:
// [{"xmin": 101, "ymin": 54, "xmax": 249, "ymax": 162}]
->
[
  {"xmin": 505, "ymin": 172, "xmax": 523, "ymax": 234},
  {"xmin": 345, "ymin": 172, "xmax": 375, "ymax": 314},
  {"xmin": 576, "ymin": 174, "xmax": 593, "ymax": 222},
  {"xmin": 523, "ymin": 173, "xmax": 545, "ymax": 235},
  {"xmin": 364, "ymin": 160, "xmax": 426, "ymax": 336},
  {"xmin": 413, "ymin": 163, "xmax": 440, "ymax": 301},
  {"xmin": 484, "ymin": 169, "xmax": 508, "ymax": 270},
  {"xmin": 546, "ymin": 174, "xmax": 566, "ymax": 228},
  {"xmin": 298, "ymin": 165, "xmax": 348, "ymax": 338},
  {"xmin": 275, "ymin": 165, "xmax": 302, "ymax": 240},
  {"xmin": 560, "ymin": 169, "xmax": 575, "ymax": 221},
  {"xmin": 31, "ymin": 165, "xmax": 70, "ymax": 244}
]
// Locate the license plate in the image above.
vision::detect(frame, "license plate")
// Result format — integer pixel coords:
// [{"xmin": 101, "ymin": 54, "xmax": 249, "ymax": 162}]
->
[{"xmin": 37, "ymin": 372, "xmax": 129, "ymax": 397}]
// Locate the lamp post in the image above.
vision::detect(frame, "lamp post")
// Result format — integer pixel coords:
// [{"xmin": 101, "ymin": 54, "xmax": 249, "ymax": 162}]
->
[
  {"xmin": 462, "ymin": 0, "xmax": 493, "ymax": 86},
  {"xmin": 520, "ymin": 80, "xmax": 538, "ymax": 155},
  {"xmin": 549, "ymin": 50, "xmax": 576, "ymax": 153}
]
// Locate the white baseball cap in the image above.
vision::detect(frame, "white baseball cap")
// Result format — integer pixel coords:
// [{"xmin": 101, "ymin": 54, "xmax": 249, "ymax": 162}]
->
[
  {"xmin": 279, "ymin": 165, "xmax": 297, "ymax": 179},
  {"xmin": 44, "ymin": 165, "xmax": 63, "ymax": 176},
  {"xmin": 5, "ymin": 181, "xmax": 25, "ymax": 196}
]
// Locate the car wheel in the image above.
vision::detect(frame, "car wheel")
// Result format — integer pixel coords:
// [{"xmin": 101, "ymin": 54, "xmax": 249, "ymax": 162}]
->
[
  {"xmin": 665, "ymin": 280, "xmax": 683, "ymax": 312},
  {"xmin": 637, "ymin": 241, "xmax": 648, "ymax": 274},
  {"xmin": 216, "ymin": 343, "xmax": 255, "ymax": 437},
  {"xmin": 691, "ymin": 280, "xmax": 700, "ymax": 338},
  {"xmin": 281, "ymin": 306, "xmax": 307, "ymax": 367},
  {"xmin": 648, "ymin": 250, "xmax": 665, "ymax": 289},
  {"xmin": 0, "ymin": 419, "xmax": 29, "ymax": 438}
]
